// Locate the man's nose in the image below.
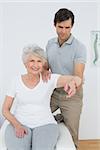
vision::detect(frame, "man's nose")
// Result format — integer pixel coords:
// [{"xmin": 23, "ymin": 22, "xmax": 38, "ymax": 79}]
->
[{"xmin": 62, "ymin": 28, "xmax": 66, "ymax": 33}]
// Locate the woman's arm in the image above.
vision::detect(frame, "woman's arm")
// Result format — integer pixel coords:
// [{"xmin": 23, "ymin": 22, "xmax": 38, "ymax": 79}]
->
[{"xmin": 2, "ymin": 96, "xmax": 28, "ymax": 138}]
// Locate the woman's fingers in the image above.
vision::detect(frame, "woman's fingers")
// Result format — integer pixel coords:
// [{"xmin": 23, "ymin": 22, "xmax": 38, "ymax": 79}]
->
[{"xmin": 15, "ymin": 126, "xmax": 28, "ymax": 138}]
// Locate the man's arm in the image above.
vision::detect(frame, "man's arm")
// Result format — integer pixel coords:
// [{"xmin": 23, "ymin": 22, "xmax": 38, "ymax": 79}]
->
[
  {"xmin": 43, "ymin": 61, "xmax": 49, "ymax": 71},
  {"xmin": 56, "ymin": 75, "xmax": 82, "ymax": 97},
  {"xmin": 42, "ymin": 61, "xmax": 51, "ymax": 81},
  {"xmin": 74, "ymin": 63, "xmax": 85, "ymax": 89}
]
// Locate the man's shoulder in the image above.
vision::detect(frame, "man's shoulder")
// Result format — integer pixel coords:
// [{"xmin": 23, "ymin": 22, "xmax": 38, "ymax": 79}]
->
[
  {"xmin": 47, "ymin": 37, "xmax": 57, "ymax": 45},
  {"xmin": 46, "ymin": 37, "xmax": 57, "ymax": 51},
  {"xmin": 73, "ymin": 36, "xmax": 86, "ymax": 47}
]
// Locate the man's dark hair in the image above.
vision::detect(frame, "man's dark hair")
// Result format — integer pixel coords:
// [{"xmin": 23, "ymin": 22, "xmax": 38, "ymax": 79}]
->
[{"xmin": 54, "ymin": 8, "xmax": 74, "ymax": 26}]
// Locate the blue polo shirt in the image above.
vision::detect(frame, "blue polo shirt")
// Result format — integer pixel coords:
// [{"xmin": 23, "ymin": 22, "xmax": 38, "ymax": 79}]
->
[{"xmin": 46, "ymin": 34, "xmax": 87, "ymax": 75}]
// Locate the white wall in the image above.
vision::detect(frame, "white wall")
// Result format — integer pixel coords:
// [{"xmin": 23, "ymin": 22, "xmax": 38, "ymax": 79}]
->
[{"xmin": 0, "ymin": 1, "xmax": 100, "ymax": 139}]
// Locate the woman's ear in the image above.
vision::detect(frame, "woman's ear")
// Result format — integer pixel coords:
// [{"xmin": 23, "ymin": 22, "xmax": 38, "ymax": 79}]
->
[{"xmin": 24, "ymin": 62, "xmax": 27, "ymax": 69}]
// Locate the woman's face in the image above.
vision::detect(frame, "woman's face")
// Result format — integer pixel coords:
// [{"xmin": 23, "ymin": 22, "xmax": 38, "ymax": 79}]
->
[{"xmin": 25, "ymin": 54, "xmax": 44, "ymax": 75}]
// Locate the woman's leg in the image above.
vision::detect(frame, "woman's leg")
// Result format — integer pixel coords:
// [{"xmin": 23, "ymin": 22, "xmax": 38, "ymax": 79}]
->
[
  {"xmin": 32, "ymin": 124, "xmax": 59, "ymax": 150},
  {"xmin": 5, "ymin": 124, "xmax": 32, "ymax": 150}
]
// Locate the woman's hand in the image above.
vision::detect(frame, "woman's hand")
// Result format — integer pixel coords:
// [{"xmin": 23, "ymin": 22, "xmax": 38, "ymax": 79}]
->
[{"xmin": 15, "ymin": 125, "xmax": 28, "ymax": 138}]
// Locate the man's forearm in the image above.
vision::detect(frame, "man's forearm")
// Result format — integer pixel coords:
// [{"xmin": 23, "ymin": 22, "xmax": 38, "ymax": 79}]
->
[{"xmin": 43, "ymin": 61, "xmax": 49, "ymax": 71}]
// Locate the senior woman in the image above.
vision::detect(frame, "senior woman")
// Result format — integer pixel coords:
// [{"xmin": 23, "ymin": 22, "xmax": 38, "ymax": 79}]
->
[{"xmin": 2, "ymin": 44, "xmax": 81, "ymax": 150}]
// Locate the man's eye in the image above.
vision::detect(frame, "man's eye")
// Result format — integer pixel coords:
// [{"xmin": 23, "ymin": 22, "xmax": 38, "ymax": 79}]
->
[
  {"xmin": 58, "ymin": 26, "xmax": 63, "ymax": 29},
  {"xmin": 65, "ymin": 27, "xmax": 70, "ymax": 29}
]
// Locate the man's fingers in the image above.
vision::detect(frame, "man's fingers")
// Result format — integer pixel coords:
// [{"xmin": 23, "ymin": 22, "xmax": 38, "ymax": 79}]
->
[{"xmin": 64, "ymin": 83, "xmax": 69, "ymax": 92}]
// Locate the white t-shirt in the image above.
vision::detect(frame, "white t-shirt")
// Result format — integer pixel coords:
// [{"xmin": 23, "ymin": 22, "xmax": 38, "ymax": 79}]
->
[{"xmin": 6, "ymin": 74, "xmax": 60, "ymax": 128}]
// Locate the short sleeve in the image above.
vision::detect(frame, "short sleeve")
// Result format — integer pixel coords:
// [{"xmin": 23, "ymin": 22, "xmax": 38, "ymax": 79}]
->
[
  {"xmin": 74, "ymin": 43, "xmax": 87, "ymax": 64},
  {"xmin": 50, "ymin": 74, "xmax": 61, "ymax": 89},
  {"xmin": 6, "ymin": 77, "xmax": 17, "ymax": 98}
]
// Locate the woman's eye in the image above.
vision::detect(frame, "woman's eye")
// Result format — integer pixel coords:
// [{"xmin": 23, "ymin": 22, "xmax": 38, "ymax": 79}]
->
[
  {"xmin": 38, "ymin": 60, "xmax": 42, "ymax": 62},
  {"xmin": 30, "ymin": 60, "xmax": 34, "ymax": 62}
]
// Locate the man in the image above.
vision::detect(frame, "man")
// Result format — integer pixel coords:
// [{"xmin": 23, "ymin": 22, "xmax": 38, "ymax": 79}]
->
[{"xmin": 46, "ymin": 8, "xmax": 87, "ymax": 149}]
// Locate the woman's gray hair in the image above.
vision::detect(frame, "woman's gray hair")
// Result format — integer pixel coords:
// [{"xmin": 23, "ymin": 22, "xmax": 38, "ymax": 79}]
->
[{"xmin": 22, "ymin": 44, "xmax": 47, "ymax": 63}]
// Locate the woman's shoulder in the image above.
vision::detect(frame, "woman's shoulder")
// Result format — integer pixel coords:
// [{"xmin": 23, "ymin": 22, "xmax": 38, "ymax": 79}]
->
[{"xmin": 50, "ymin": 74, "xmax": 61, "ymax": 81}]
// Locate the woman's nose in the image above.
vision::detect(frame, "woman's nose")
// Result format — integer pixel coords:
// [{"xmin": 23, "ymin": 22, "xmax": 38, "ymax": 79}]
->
[{"xmin": 33, "ymin": 62, "xmax": 39, "ymax": 67}]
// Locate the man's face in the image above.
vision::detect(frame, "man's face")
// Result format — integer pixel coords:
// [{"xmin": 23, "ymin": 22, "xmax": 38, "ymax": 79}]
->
[{"xmin": 55, "ymin": 18, "xmax": 72, "ymax": 44}]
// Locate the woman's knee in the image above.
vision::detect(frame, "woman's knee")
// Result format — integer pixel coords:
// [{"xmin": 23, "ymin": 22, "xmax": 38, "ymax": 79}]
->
[
  {"xmin": 32, "ymin": 124, "xmax": 59, "ymax": 150},
  {"xmin": 5, "ymin": 124, "xmax": 32, "ymax": 150}
]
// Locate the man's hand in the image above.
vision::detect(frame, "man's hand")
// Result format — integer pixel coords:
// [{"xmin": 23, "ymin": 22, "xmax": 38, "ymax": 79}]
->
[
  {"xmin": 64, "ymin": 76, "xmax": 81, "ymax": 98},
  {"xmin": 42, "ymin": 70, "xmax": 51, "ymax": 82},
  {"xmin": 64, "ymin": 82, "xmax": 76, "ymax": 98}
]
